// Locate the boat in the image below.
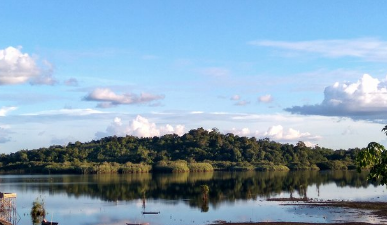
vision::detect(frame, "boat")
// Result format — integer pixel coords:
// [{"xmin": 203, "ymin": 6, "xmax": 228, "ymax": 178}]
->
[
  {"xmin": 41, "ymin": 220, "xmax": 58, "ymax": 225},
  {"xmin": 142, "ymin": 211, "xmax": 160, "ymax": 215}
]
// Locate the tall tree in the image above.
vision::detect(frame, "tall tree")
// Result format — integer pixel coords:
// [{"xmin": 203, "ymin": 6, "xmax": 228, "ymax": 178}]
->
[{"xmin": 356, "ymin": 127, "xmax": 387, "ymax": 185}]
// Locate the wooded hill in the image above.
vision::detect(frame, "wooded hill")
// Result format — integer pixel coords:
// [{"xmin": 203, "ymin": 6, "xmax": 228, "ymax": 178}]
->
[{"xmin": 0, "ymin": 128, "xmax": 362, "ymax": 174}]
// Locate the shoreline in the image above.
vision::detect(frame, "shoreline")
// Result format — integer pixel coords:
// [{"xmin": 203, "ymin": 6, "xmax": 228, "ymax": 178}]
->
[
  {"xmin": 210, "ymin": 199, "xmax": 387, "ymax": 225},
  {"xmin": 211, "ymin": 223, "xmax": 379, "ymax": 225}
]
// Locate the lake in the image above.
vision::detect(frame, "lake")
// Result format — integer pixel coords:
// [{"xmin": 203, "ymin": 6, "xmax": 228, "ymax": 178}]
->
[{"xmin": 0, "ymin": 170, "xmax": 386, "ymax": 225}]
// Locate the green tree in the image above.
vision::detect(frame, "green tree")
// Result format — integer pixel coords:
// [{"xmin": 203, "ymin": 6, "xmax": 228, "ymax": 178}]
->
[
  {"xmin": 357, "ymin": 142, "xmax": 387, "ymax": 184},
  {"xmin": 356, "ymin": 125, "xmax": 387, "ymax": 185}
]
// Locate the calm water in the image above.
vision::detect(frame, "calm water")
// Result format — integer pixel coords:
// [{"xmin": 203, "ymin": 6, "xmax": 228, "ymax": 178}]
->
[{"xmin": 1, "ymin": 171, "xmax": 386, "ymax": 225}]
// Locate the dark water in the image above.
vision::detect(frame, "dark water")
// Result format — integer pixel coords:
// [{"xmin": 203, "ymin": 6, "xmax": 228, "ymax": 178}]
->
[{"xmin": 0, "ymin": 171, "xmax": 385, "ymax": 225}]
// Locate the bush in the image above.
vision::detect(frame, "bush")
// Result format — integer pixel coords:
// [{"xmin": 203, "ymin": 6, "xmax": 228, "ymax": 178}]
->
[
  {"xmin": 255, "ymin": 164, "xmax": 290, "ymax": 171},
  {"xmin": 188, "ymin": 163, "xmax": 214, "ymax": 172},
  {"xmin": 119, "ymin": 162, "xmax": 152, "ymax": 173},
  {"xmin": 209, "ymin": 161, "xmax": 233, "ymax": 170},
  {"xmin": 154, "ymin": 160, "xmax": 190, "ymax": 173},
  {"xmin": 287, "ymin": 163, "xmax": 320, "ymax": 171},
  {"xmin": 316, "ymin": 160, "xmax": 348, "ymax": 170}
]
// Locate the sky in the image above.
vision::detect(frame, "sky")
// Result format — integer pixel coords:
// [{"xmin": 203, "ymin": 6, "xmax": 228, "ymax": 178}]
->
[{"xmin": 1, "ymin": 1, "xmax": 387, "ymax": 153}]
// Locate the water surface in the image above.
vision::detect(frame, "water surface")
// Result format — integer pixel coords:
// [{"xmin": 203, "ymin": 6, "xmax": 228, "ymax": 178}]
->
[{"xmin": 0, "ymin": 171, "xmax": 385, "ymax": 225}]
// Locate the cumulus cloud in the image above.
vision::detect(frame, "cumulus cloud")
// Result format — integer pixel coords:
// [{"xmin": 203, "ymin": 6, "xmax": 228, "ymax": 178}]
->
[
  {"xmin": 227, "ymin": 127, "xmax": 251, "ymax": 136},
  {"xmin": 225, "ymin": 125, "xmax": 320, "ymax": 146},
  {"xmin": 285, "ymin": 74, "xmax": 387, "ymax": 121},
  {"xmin": 0, "ymin": 106, "xmax": 17, "ymax": 116},
  {"xmin": 249, "ymin": 38, "xmax": 387, "ymax": 61},
  {"xmin": 95, "ymin": 115, "xmax": 185, "ymax": 139},
  {"xmin": 0, "ymin": 46, "xmax": 56, "ymax": 85},
  {"xmin": 84, "ymin": 88, "xmax": 165, "ymax": 108},
  {"xmin": 263, "ymin": 125, "xmax": 321, "ymax": 142},
  {"xmin": 258, "ymin": 94, "xmax": 273, "ymax": 103},
  {"xmin": 0, "ymin": 46, "xmax": 40, "ymax": 84}
]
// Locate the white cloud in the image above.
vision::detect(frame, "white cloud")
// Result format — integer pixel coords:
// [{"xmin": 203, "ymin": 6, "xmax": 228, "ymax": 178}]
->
[
  {"xmin": 84, "ymin": 88, "xmax": 164, "ymax": 108},
  {"xmin": 0, "ymin": 46, "xmax": 56, "ymax": 85},
  {"xmin": 229, "ymin": 95, "xmax": 250, "ymax": 106},
  {"xmin": 263, "ymin": 125, "xmax": 321, "ymax": 142},
  {"xmin": 249, "ymin": 38, "xmax": 387, "ymax": 61},
  {"xmin": 129, "ymin": 115, "xmax": 160, "ymax": 137},
  {"xmin": 0, "ymin": 46, "xmax": 39, "ymax": 84},
  {"xmin": 190, "ymin": 111, "xmax": 204, "ymax": 114},
  {"xmin": 258, "ymin": 94, "xmax": 273, "ymax": 103},
  {"xmin": 286, "ymin": 74, "xmax": 387, "ymax": 121},
  {"xmin": 227, "ymin": 127, "xmax": 251, "ymax": 136},
  {"xmin": 23, "ymin": 108, "xmax": 105, "ymax": 116},
  {"xmin": 95, "ymin": 115, "xmax": 185, "ymax": 139},
  {"xmin": 0, "ymin": 106, "xmax": 17, "ymax": 116}
]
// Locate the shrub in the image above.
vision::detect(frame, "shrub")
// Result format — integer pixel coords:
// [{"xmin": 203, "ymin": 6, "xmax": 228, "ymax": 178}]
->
[
  {"xmin": 188, "ymin": 163, "xmax": 214, "ymax": 172},
  {"xmin": 119, "ymin": 163, "xmax": 152, "ymax": 173},
  {"xmin": 154, "ymin": 160, "xmax": 190, "ymax": 173}
]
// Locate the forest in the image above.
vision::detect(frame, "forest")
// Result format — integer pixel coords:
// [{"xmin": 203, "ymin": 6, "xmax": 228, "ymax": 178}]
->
[{"xmin": 0, "ymin": 127, "xmax": 362, "ymax": 174}]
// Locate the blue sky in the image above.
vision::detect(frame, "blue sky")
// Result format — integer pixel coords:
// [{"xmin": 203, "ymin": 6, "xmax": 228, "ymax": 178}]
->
[{"xmin": 1, "ymin": 1, "xmax": 387, "ymax": 153}]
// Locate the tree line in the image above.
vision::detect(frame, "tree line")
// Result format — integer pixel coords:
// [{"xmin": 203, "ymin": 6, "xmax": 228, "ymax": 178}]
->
[{"xmin": 0, "ymin": 127, "xmax": 363, "ymax": 173}]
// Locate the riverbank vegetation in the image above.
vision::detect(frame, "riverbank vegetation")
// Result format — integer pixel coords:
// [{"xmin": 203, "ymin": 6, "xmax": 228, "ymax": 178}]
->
[{"xmin": 0, "ymin": 128, "xmax": 363, "ymax": 174}]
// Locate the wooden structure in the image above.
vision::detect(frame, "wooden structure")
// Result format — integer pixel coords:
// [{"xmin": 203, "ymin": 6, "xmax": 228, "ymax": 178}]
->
[{"xmin": 0, "ymin": 193, "xmax": 16, "ymax": 225}]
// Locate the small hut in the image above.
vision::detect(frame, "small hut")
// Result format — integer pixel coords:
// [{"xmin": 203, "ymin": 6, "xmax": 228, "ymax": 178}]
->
[{"xmin": 0, "ymin": 193, "xmax": 16, "ymax": 225}]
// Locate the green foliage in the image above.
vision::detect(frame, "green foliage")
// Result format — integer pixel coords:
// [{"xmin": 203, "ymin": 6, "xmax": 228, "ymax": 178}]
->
[
  {"xmin": 0, "ymin": 128, "xmax": 362, "ymax": 174},
  {"xmin": 230, "ymin": 162, "xmax": 255, "ymax": 171},
  {"xmin": 317, "ymin": 160, "xmax": 348, "ymax": 170},
  {"xmin": 154, "ymin": 160, "xmax": 190, "ymax": 173},
  {"xmin": 200, "ymin": 184, "xmax": 209, "ymax": 200},
  {"xmin": 31, "ymin": 197, "xmax": 45, "ymax": 224},
  {"xmin": 120, "ymin": 162, "xmax": 152, "ymax": 173},
  {"xmin": 188, "ymin": 162, "xmax": 214, "ymax": 172},
  {"xmin": 255, "ymin": 163, "xmax": 290, "ymax": 171},
  {"xmin": 356, "ymin": 142, "xmax": 387, "ymax": 184},
  {"xmin": 287, "ymin": 162, "xmax": 320, "ymax": 171}
]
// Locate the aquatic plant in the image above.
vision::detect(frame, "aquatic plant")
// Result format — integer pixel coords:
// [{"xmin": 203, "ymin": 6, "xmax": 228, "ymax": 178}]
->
[{"xmin": 31, "ymin": 197, "xmax": 46, "ymax": 224}]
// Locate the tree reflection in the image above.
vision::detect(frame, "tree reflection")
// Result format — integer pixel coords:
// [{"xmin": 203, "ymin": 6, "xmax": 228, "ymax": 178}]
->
[{"xmin": 19, "ymin": 171, "xmax": 375, "ymax": 210}]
